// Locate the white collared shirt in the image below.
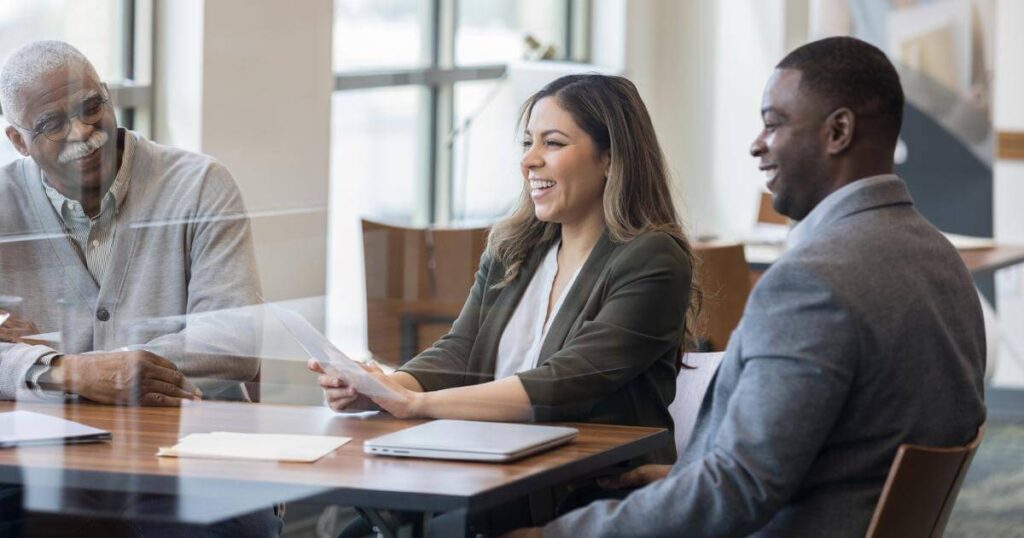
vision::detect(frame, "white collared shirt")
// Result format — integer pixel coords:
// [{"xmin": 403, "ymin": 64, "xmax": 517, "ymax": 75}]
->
[
  {"xmin": 41, "ymin": 130, "xmax": 135, "ymax": 285},
  {"xmin": 494, "ymin": 242, "xmax": 582, "ymax": 380}
]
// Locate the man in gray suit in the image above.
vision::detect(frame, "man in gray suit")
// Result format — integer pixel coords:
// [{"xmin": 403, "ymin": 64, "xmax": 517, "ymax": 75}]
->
[{"xmin": 506, "ymin": 36, "xmax": 986, "ymax": 538}]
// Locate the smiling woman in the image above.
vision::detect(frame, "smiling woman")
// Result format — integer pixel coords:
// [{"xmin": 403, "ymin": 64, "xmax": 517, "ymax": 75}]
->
[
  {"xmin": 315, "ymin": 74, "xmax": 699, "ymax": 461},
  {"xmin": 315, "ymin": 71, "xmax": 699, "ymax": 535}
]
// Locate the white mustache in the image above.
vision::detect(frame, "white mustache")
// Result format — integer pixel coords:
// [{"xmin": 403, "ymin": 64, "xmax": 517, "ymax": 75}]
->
[{"xmin": 58, "ymin": 129, "xmax": 109, "ymax": 164}]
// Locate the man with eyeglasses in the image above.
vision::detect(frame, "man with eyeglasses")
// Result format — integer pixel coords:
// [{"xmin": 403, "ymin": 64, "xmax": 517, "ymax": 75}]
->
[
  {"xmin": 0, "ymin": 39, "xmax": 264, "ymax": 405},
  {"xmin": 0, "ymin": 41, "xmax": 279, "ymax": 536}
]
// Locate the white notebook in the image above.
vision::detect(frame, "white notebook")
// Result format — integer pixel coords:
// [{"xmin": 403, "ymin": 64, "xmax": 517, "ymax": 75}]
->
[
  {"xmin": 157, "ymin": 432, "xmax": 351, "ymax": 463},
  {"xmin": 0, "ymin": 411, "xmax": 111, "ymax": 448}
]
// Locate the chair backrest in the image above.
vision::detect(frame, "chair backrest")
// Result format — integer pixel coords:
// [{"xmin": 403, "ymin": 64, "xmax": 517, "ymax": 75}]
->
[
  {"xmin": 668, "ymin": 352, "xmax": 725, "ymax": 456},
  {"xmin": 757, "ymin": 191, "xmax": 788, "ymax": 225},
  {"xmin": 692, "ymin": 242, "xmax": 751, "ymax": 351},
  {"xmin": 361, "ymin": 219, "xmax": 488, "ymax": 365},
  {"xmin": 865, "ymin": 423, "xmax": 986, "ymax": 538}
]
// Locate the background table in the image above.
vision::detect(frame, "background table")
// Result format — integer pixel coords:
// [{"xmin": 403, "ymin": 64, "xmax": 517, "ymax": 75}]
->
[{"xmin": 0, "ymin": 401, "xmax": 668, "ymax": 536}]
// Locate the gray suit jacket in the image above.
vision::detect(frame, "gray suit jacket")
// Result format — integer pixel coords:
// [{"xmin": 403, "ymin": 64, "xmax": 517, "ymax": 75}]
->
[
  {"xmin": 544, "ymin": 176, "xmax": 986, "ymax": 537},
  {"xmin": 400, "ymin": 231, "xmax": 693, "ymax": 464}
]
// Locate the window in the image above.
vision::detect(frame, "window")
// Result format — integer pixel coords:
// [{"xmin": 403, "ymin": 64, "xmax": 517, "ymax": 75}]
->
[
  {"xmin": 0, "ymin": 0, "xmax": 152, "ymax": 165},
  {"xmin": 327, "ymin": 0, "xmax": 587, "ymax": 351}
]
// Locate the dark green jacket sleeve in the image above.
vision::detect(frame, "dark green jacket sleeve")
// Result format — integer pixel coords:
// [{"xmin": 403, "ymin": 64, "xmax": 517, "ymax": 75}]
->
[{"xmin": 517, "ymin": 233, "xmax": 691, "ymax": 420}]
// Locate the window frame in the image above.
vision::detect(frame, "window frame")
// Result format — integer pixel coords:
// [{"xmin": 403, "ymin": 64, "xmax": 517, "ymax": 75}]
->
[{"xmin": 332, "ymin": 0, "xmax": 590, "ymax": 224}]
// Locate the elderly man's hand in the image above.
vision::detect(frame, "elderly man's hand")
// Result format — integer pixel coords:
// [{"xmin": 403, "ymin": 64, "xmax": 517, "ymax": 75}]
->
[
  {"xmin": 0, "ymin": 310, "xmax": 39, "ymax": 343},
  {"xmin": 308, "ymin": 359, "xmax": 380, "ymax": 413},
  {"xmin": 47, "ymin": 351, "xmax": 202, "ymax": 406}
]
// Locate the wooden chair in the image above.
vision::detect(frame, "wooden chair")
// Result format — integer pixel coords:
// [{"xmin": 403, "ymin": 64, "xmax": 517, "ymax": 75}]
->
[
  {"xmin": 692, "ymin": 242, "xmax": 752, "ymax": 351},
  {"xmin": 757, "ymin": 191, "xmax": 787, "ymax": 225},
  {"xmin": 361, "ymin": 219, "xmax": 488, "ymax": 366},
  {"xmin": 865, "ymin": 423, "xmax": 986, "ymax": 538}
]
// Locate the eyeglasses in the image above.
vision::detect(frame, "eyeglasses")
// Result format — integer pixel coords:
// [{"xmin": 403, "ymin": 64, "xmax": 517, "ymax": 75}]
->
[{"xmin": 10, "ymin": 92, "xmax": 110, "ymax": 143}]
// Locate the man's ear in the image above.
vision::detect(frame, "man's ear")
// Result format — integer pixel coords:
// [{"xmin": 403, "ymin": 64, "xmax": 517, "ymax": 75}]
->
[
  {"xmin": 5, "ymin": 126, "xmax": 30, "ymax": 157},
  {"xmin": 825, "ymin": 108, "xmax": 855, "ymax": 155}
]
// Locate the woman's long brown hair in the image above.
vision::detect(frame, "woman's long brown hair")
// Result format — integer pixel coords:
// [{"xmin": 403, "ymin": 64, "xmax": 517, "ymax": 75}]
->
[{"xmin": 488, "ymin": 74, "xmax": 702, "ymax": 348}]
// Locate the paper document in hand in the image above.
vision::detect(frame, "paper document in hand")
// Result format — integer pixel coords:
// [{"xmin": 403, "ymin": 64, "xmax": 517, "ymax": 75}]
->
[
  {"xmin": 157, "ymin": 432, "xmax": 351, "ymax": 463},
  {"xmin": 268, "ymin": 304, "xmax": 401, "ymax": 401},
  {"xmin": 0, "ymin": 411, "xmax": 111, "ymax": 448}
]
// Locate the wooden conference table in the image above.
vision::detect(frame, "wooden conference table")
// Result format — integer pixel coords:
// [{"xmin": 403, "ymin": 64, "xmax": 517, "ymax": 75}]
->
[
  {"xmin": 0, "ymin": 400, "xmax": 668, "ymax": 537},
  {"xmin": 744, "ymin": 241, "xmax": 1024, "ymax": 277}
]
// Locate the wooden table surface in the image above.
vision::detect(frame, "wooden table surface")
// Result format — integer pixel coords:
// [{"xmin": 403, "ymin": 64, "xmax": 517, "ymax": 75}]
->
[
  {"xmin": 0, "ymin": 400, "xmax": 668, "ymax": 524},
  {"xmin": 739, "ymin": 241, "xmax": 1024, "ymax": 276},
  {"xmin": 957, "ymin": 245, "xmax": 1024, "ymax": 276}
]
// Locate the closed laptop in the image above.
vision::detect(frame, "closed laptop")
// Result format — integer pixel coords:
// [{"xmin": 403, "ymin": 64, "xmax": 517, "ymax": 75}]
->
[{"xmin": 364, "ymin": 420, "xmax": 578, "ymax": 462}]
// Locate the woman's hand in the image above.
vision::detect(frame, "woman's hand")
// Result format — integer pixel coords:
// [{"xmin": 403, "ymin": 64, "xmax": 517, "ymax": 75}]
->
[
  {"xmin": 358, "ymin": 362, "xmax": 428, "ymax": 419},
  {"xmin": 597, "ymin": 464, "xmax": 672, "ymax": 490},
  {"xmin": 307, "ymin": 359, "xmax": 379, "ymax": 413}
]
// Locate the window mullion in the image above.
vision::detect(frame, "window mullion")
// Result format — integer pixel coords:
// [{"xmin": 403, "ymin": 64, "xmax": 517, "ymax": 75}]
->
[{"xmin": 430, "ymin": 0, "xmax": 457, "ymax": 224}]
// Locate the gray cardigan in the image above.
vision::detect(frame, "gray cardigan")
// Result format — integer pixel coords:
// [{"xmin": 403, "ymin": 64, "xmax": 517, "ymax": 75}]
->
[
  {"xmin": 400, "ymin": 230, "xmax": 693, "ymax": 464},
  {"xmin": 0, "ymin": 130, "xmax": 263, "ymax": 400},
  {"xmin": 544, "ymin": 176, "xmax": 986, "ymax": 537}
]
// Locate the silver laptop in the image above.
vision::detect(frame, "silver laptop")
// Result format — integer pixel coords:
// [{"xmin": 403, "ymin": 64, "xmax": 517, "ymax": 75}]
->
[{"xmin": 364, "ymin": 420, "xmax": 578, "ymax": 462}]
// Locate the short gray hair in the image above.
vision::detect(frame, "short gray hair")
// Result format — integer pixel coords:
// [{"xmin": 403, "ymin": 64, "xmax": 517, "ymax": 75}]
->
[{"xmin": 0, "ymin": 40, "xmax": 100, "ymax": 126}]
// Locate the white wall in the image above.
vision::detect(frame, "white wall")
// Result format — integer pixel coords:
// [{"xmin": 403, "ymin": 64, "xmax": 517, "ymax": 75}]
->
[
  {"xmin": 154, "ymin": 0, "xmax": 204, "ymax": 153},
  {"xmin": 155, "ymin": 0, "xmax": 332, "ymax": 404},
  {"xmin": 591, "ymin": 0, "xmax": 787, "ymax": 239},
  {"xmin": 155, "ymin": 0, "xmax": 332, "ymax": 304},
  {"xmin": 990, "ymin": 0, "xmax": 1024, "ymax": 388},
  {"xmin": 710, "ymin": 0, "xmax": 786, "ymax": 239}
]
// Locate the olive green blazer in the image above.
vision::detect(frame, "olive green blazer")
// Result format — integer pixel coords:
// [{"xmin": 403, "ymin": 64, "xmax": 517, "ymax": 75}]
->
[{"xmin": 399, "ymin": 230, "xmax": 692, "ymax": 463}]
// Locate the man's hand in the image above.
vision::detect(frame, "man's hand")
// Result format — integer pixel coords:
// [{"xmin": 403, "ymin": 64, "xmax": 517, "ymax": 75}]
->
[
  {"xmin": 47, "ymin": 351, "xmax": 202, "ymax": 406},
  {"xmin": 0, "ymin": 310, "xmax": 39, "ymax": 343},
  {"xmin": 597, "ymin": 464, "xmax": 672, "ymax": 490}
]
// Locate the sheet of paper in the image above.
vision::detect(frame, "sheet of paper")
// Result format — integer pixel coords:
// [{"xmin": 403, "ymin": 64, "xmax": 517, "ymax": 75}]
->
[
  {"xmin": 0, "ymin": 411, "xmax": 111, "ymax": 448},
  {"xmin": 157, "ymin": 432, "xmax": 351, "ymax": 463},
  {"xmin": 269, "ymin": 304, "xmax": 401, "ymax": 401}
]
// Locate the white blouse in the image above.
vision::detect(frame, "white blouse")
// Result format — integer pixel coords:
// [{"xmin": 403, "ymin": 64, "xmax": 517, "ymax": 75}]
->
[{"xmin": 494, "ymin": 242, "xmax": 583, "ymax": 380}]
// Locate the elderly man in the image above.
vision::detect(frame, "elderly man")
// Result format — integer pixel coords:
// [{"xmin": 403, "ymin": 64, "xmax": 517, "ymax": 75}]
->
[
  {"xmin": 507, "ymin": 36, "xmax": 986, "ymax": 538},
  {"xmin": 0, "ymin": 40, "xmax": 262, "ymax": 403},
  {"xmin": 0, "ymin": 41, "xmax": 278, "ymax": 537}
]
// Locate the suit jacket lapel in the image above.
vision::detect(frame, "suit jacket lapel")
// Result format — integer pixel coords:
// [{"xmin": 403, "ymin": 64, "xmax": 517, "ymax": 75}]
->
[
  {"xmin": 474, "ymin": 240, "xmax": 551, "ymax": 378},
  {"xmin": 820, "ymin": 176, "xmax": 914, "ymax": 230},
  {"xmin": 537, "ymin": 231, "xmax": 617, "ymax": 364}
]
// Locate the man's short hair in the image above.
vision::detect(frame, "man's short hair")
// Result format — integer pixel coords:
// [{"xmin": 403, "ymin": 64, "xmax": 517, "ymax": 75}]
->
[
  {"xmin": 0, "ymin": 40, "xmax": 98, "ymax": 125},
  {"xmin": 777, "ymin": 36, "xmax": 904, "ymax": 141}
]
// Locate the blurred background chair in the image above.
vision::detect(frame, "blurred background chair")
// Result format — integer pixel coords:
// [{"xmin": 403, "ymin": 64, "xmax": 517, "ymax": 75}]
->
[
  {"xmin": 361, "ymin": 219, "xmax": 488, "ymax": 366},
  {"xmin": 865, "ymin": 424, "xmax": 986, "ymax": 538},
  {"xmin": 692, "ymin": 242, "xmax": 752, "ymax": 351}
]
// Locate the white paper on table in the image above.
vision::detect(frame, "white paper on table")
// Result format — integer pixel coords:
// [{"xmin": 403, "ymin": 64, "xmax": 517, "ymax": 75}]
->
[{"xmin": 157, "ymin": 432, "xmax": 351, "ymax": 463}]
